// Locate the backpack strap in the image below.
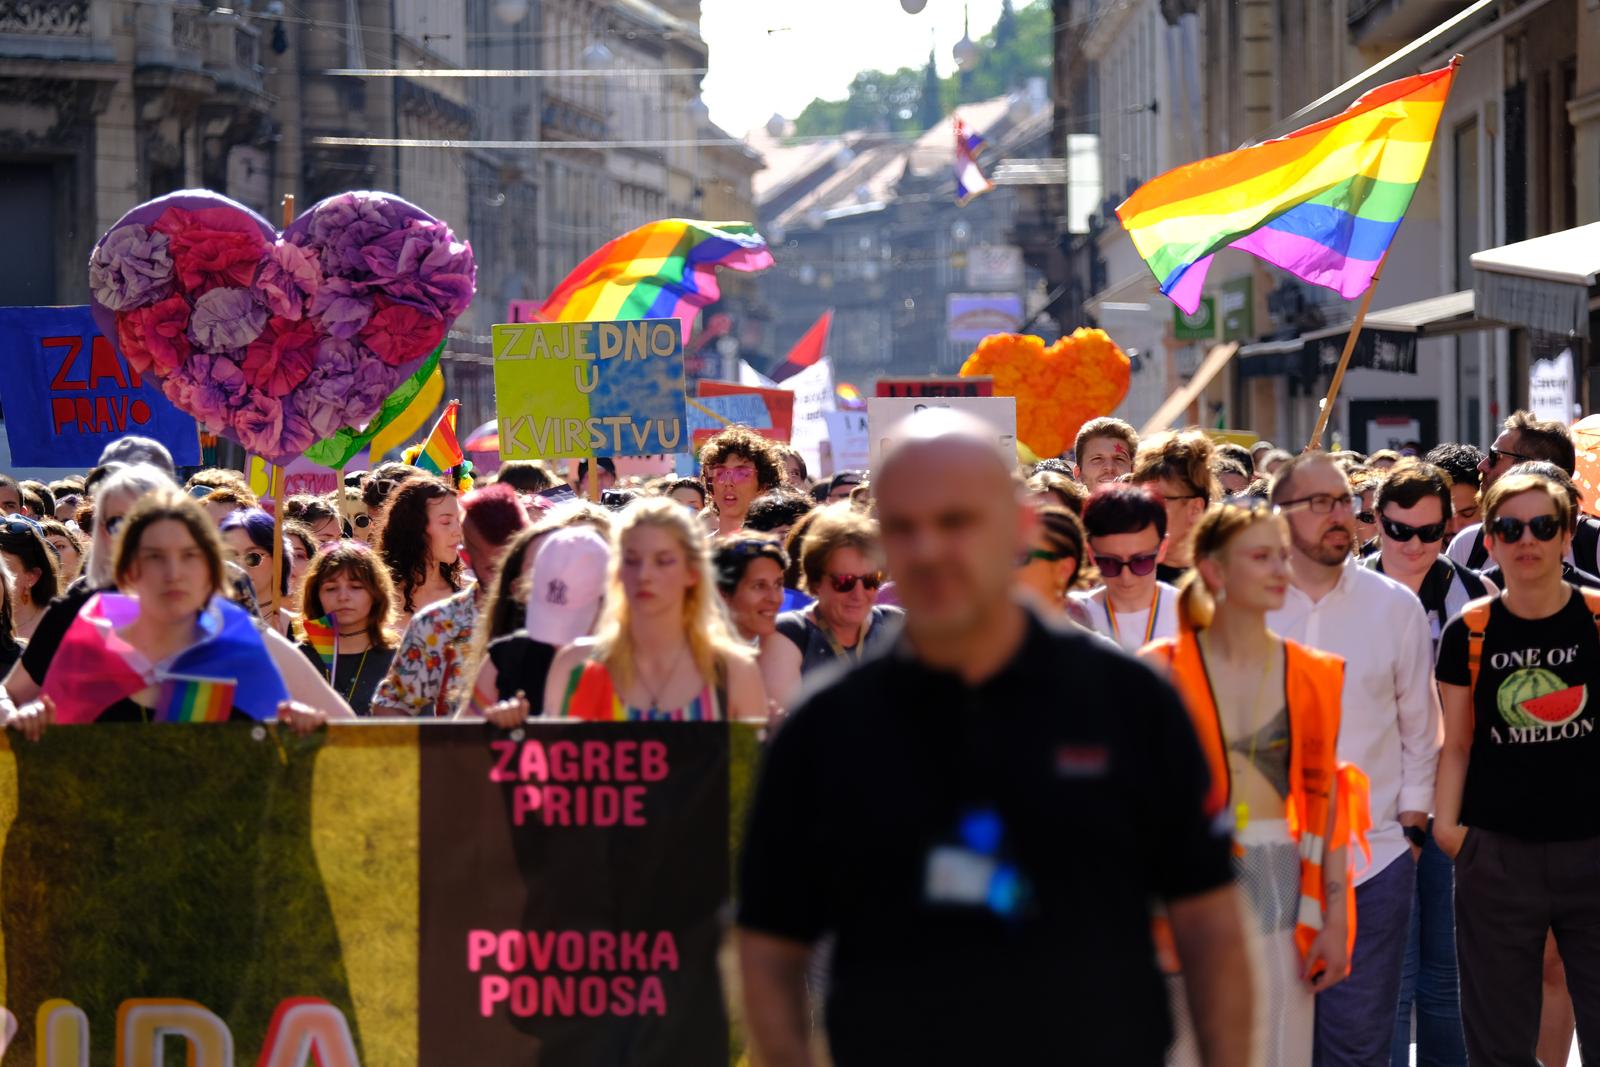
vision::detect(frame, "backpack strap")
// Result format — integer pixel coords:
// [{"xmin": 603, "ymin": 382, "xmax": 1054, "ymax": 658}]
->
[
  {"xmin": 1465, "ymin": 528, "xmax": 1490, "ymax": 571},
  {"xmin": 1450, "ymin": 559, "xmax": 1488, "ymax": 601},
  {"xmin": 1461, "ymin": 595, "xmax": 1496, "ymax": 695}
]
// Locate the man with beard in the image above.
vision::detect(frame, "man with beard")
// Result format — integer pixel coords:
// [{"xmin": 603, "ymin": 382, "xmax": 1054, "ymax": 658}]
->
[
  {"xmin": 738, "ymin": 410, "xmax": 1251, "ymax": 1067},
  {"xmin": 1266, "ymin": 452, "xmax": 1441, "ymax": 1067}
]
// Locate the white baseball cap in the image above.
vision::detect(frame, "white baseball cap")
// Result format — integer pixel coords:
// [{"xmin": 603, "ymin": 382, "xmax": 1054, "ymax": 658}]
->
[{"xmin": 524, "ymin": 526, "xmax": 610, "ymax": 646}]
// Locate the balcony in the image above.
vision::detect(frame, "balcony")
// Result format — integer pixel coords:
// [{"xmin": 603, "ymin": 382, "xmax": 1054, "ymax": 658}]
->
[
  {"xmin": 134, "ymin": 0, "xmax": 212, "ymax": 95},
  {"xmin": 0, "ymin": 0, "xmax": 115, "ymax": 63},
  {"xmin": 204, "ymin": 11, "xmax": 264, "ymax": 98}
]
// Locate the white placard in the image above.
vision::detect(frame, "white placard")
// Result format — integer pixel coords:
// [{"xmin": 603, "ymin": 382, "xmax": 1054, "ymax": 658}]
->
[
  {"xmin": 1530, "ymin": 349, "xmax": 1576, "ymax": 425},
  {"xmin": 866, "ymin": 396, "xmax": 1018, "ymax": 471},
  {"xmin": 822, "ymin": 410, "xmax": 870, "ymax": 475}
]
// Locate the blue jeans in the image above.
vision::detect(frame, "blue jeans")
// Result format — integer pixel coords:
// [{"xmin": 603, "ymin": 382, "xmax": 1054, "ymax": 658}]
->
[
  {"xmin": 1316, "ymin": 852, "xmax": 1416, "ymax": 1067},
  {"xmin": 1390, "ymin": 831, "xmax": 1466, "ymax": 1067}
]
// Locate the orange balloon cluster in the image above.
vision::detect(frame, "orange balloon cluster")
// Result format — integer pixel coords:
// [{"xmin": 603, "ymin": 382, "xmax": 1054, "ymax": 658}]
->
[{"xmin": 959, "ymin": 328, "xmax": 1131, "ymax": 459}]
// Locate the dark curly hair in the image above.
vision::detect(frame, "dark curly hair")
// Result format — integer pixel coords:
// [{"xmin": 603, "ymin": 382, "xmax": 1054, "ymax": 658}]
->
[
  {"xmin": 746, "ymin": 487, "xmax": 815, "ymax": 533},
  {"xmin": 362, "ymin": 461, "xmax": 421, "ymax": 511},
  {"xmin": 375, "ymin": 474, "xmax": 463, "ymax": 613},
  {"xmin": 697, "ymin": 425, "xmax": 785, "ymax": 501}
]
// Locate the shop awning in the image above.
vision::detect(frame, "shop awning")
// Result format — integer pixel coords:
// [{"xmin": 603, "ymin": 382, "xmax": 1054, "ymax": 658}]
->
[{"xmin": 1471, "ymin": 222, "xmax": 1600, "ymax": 339}]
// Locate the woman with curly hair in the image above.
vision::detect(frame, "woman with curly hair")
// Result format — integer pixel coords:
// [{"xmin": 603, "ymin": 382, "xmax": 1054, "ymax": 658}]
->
[
  {"xmin": 375, "ymin": 475, "xmax": 463, "ymax": 625},
  {"xmin": 699, "ymin": 425, "xmax": 785, "ymax": 537}
]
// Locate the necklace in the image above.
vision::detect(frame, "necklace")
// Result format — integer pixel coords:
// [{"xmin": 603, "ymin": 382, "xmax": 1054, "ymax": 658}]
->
[
  {"xmin": 1105, "ymin": 586, "xmax": 1160, "ymax": 646},
  {"xmin": 635, "ymin": 642, "xmax": 690, "ymax": 713},
  {"xmin": 340, "ymin": 648, "xmax": 371, "ymax": 705},
  {"xmin": 1198, "ymin": 630, "xmax": 1278, "ymax": 832}
]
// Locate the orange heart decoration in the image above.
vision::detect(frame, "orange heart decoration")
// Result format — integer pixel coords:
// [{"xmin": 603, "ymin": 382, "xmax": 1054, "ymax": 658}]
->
[{"xmin": 959, "ymin": 328, "xmax": 1131, "ymax": 459}]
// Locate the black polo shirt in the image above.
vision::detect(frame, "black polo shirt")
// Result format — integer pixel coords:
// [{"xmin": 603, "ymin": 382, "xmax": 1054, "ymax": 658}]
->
[{"xmin": 737, "ymin": 610, "xmax": 1231, "ymax": 1066}]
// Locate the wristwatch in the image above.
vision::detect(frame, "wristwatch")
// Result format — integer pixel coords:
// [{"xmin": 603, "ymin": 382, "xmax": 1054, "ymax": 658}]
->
[{"xmin": 1403, "ymin": 825, "xmax": 1428, "ymax": 848}]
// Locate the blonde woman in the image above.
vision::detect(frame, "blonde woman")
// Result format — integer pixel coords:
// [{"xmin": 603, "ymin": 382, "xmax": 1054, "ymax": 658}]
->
[
  {"xmin": 1141, "ymin": 501, "xmax": 1365, "ymax": 1067},
  {"xmin": 530, "ymin": 498, "xmax": 766, "ymax": 722}
]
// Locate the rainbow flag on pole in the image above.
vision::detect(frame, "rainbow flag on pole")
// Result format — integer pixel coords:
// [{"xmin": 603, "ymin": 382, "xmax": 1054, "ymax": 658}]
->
[
  {"xmin": 1116, "ymin": 59, "xmax": 1458, "ymax": 314},
  {"xmin": 415, "ymin": 399, "xmax": 463, "ymax": 475},
  {"xmin": 154, "ymin": 675, "xmax": 237, "ymax": 723},
  {"xmin": 535, "ymin": 220, "xmax": 774, "ymax": 337}
]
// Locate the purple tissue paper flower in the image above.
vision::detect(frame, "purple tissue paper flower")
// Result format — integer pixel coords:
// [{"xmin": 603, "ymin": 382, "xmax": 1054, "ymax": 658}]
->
[
  {"xmin": 232, "ymin": 391, "xmax": 285, "ymax": 457},
  {"xmin": 279, "ymin": 407, "xmax": 318, "ymax": 457},
  {"xmin": 189, "ymin": 287, "xmax": 267, "ymax": 352},
  {"xmin": 89, "ymin": 225, "xmax": 175, "ymax": 310},
  {"xmin": 300, "ymin": 193, "xmax": 402, "ymax": 275},
  {"xmin": 163, "ymin": 352, "xmax": 248, "ymax": 432},
  {"xmin": 308, "ymin": 277, "xmax": 372, "ymax": 339},
  {"xmin": 255, "ymin": 241, "xmax": 321, "ymax": 320}
]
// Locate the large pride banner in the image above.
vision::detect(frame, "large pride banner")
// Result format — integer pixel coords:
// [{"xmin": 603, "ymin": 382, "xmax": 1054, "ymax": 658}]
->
[{"xmin": 0, "ymin": 722, "xmax": 759, "ymax": 1066}]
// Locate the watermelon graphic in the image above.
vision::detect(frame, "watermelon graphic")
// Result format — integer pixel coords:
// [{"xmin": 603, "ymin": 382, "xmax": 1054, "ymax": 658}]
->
[{"xmin": 1498, "ymin": 668, "xmax": 1585, "ymax": 728}]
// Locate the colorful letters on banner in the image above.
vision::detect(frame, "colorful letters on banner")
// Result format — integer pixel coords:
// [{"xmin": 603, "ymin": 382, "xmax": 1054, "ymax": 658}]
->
[
  {"xmin": 0, "ymin": 306, "xmax": 199, "ymax": 468},
  {"xmin": 492, "ymin": 319, "xmax": 687, "ymax": 459},
  {"xmin": 0, "ymin": 723, "xmax": 757, "ymax": 1066}
]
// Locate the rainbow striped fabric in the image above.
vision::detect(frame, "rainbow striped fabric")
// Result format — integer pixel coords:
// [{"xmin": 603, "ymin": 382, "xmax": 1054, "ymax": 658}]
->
[
  {"xmin": 415, "ymin": 399, "xmax": 463, "ymax": 475},
  {"xmin": 301, "ymin": 614, "xmax": 336, "ymax": 672},
  {"xmin": 535, "ymin": 220, "xmax": 774, "ymax": 336},
  {"xmin": 154, "ymin": 674, "xmax": 237, "ymax": 723},
  {"xmin": 1116, "ymin": 60, "xmax": 1458, "ymax": 314}
]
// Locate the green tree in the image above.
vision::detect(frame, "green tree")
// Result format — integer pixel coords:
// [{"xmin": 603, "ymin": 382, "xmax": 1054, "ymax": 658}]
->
[{"xmin": 788, "ymin": 0, "xmax": 1051, "ymax": 139}]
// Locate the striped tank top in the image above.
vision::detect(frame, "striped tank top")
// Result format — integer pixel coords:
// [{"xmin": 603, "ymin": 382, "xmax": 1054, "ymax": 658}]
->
[{"xmin": 559, "ymin": 659, "xmax": 723, "ymax": 722}]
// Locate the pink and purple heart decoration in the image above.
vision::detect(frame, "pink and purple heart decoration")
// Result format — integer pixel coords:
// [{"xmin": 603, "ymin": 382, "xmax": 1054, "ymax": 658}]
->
[{"xmin": 87, "ymin": 189, "xmax": 476, "ymax": 466}]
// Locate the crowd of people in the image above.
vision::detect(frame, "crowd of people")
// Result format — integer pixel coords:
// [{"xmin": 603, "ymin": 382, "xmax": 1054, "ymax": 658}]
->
[{"xmin": 2, "ymin": 403, "xmax": 1597, "ymax": 1066}]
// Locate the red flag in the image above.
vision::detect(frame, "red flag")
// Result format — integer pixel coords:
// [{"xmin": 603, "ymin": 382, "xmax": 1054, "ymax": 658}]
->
[{"xmin": 770, "ymin": 310, "xmax": 833, "ymax": 383}]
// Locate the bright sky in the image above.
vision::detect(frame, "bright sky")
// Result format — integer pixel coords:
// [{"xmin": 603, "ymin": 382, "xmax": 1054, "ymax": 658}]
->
[{"xmin": 700, "ymin": 0, "xmax": 1008, "ymax": 136}]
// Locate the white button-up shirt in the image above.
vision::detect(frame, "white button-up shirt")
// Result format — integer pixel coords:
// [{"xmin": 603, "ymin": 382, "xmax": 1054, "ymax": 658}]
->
[{"xmin": 1268, "ymin": 560, "xmax": 1442, "ymax": 885}]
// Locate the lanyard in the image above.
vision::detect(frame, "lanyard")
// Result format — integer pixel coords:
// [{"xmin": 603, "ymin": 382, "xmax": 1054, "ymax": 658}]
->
[{"xmin": 1105, "ymin": 586, "xmax": 1160, "ymax": 646}]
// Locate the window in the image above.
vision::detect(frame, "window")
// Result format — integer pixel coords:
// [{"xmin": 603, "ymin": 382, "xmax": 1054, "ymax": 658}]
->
[{"xmin": 1452, "ymin": 118, "xmax": 1480, "ymax": 291}]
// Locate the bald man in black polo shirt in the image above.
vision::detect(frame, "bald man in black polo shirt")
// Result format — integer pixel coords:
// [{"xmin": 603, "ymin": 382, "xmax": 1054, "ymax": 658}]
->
[{"xmin": 737, "ymin": 410, "xmax": 1253, "ymax": 1067}]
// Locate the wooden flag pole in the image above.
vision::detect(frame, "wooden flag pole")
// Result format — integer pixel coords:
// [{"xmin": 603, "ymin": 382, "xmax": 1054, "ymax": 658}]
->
[
  {"xmin": 1306, "ymin": 256, "xmax": 1387, "ymax": 452},
  {"xmin": 586, "ymin": 460, "xmax": 599, "ymax": 503},
  {"xmin": 268, "ymin": 192, "xmax": 295, "ymax": 632}
]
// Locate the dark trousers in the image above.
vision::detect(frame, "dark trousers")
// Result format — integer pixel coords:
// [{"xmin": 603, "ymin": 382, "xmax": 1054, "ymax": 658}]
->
[
  {"xmin": 1315, "ymin": 852, "xmax": 1416, "ymax": 1067},
  {"xmin": 1391, "ymin": 830, "xmax": 1467, "ymax": 1067},
  {"xmin": 1455, "ymin": 828, "xmax": 1600, "ymax": 1066}
]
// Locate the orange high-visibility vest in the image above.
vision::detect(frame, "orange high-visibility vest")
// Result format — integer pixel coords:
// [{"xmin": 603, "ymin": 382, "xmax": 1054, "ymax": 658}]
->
[{"xmin": 1142, "ymin": 630, "xmax": 1371, "ymax": 968}]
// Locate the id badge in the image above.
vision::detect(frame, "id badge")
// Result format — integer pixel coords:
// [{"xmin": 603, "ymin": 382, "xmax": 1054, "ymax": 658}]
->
[{"xmin": 924, "ymin": 845, "xmax": 998, "ymax": 906}]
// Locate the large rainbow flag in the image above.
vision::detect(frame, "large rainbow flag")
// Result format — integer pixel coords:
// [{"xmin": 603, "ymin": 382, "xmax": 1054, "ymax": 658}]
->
[
  {"xmin": 535, "ymin": 220, "xmax": 773, "ymax": 335},
  {"xmin": 1117, "ymin": 59, "xmax": 1458, "ymax": 314}
]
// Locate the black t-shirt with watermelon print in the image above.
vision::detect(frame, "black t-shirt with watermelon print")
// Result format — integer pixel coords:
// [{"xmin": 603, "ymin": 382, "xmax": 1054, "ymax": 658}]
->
[{"xmin": 1436, "ymin": 585, "xmax": 1600, "ymax": 841}]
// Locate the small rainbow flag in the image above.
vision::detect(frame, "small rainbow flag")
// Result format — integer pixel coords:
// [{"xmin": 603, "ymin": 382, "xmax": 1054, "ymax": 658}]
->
[
  {"xmin": 301, "ymin": 614, "xmax": 336, "ymax": 672},
  {"xmin": 154, "ymin": 674, "xmax": 237, "ymax": 724},
  {"xmin": 415, "ymin": 399, "xmax": 463, "ymax": 475},
  {"xmin": 535, "ymin": 220, "xmax": 774, "ymax": 337},
  {"xmin": 1117, "ymin": 59, "xmax": 1458, "ymax": 314}
]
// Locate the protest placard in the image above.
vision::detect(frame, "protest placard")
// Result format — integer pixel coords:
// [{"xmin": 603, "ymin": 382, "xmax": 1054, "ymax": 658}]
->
[
  {"xmin": 0, "ymin": 723, "xmax": 759, "ymax": 1066},
  {"xmin": 697, "ymin": 380, "xmax": 794, "ymax": 442},
  {"xmin": 875, "ymin": 376, "xmax": 994, "ymax": 398},
  {"xmin": 866, "ymin": 396, "xmax": 1018, "ymax": 470},
  {"xmin": 0, "ymin": 306, "xmax": 199, "ymax": 468},
  {"xmin": 822, "ymin": 410, "xmax": 869, "ymax": 473},
  {"xmin": 493, "ymin": 320, "xmax": 687, "ymax": 459}
]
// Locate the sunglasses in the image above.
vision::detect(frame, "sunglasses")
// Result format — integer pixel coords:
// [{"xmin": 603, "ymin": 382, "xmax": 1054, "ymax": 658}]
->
[
  {"xmin": 1355, "ymin": 510, "xmax": 1376, "ymax": 525},
  {"xmin": 187, "ymin": 484, "xmax": 216, "ymax": 499},
  {"xmin": 1092, "ymin": 552, "xmax": 1159, "ymax": 578},
  {"xmin": 353, "ymin": 513, "xmax": 372, "ymax": 529},
  {"xmin": 707, "ymin": 466, "xmax": 756, "ymax": 485},
  {"xmin": 0, "ymin": 516, "xmax": 42, "ymax": 538},
  {"xmin": 241, "ymin": 550, "xmax": 267, "ymax": 569},
  {"xmin": 1488, "ymin": 515, "xmax": 1563, "ymax": 544},
  {"xmin": 1018, "ymin": 548, "xmax": 1066, "ymax": 565},
  {"xmin": 1380, "ymin": 516, "xmax": 1446, "ymax": 544},
  {"xmin": 1488, "ymin": 446, "xmax": 1534, "ymax": 467},
  {"xmin": 1278, "ymin": 493, "xmax": 1355, "ymax": 515},
  {"xmin": 827, "ymin": 572, "xmax": 882, "ymax": 593}
]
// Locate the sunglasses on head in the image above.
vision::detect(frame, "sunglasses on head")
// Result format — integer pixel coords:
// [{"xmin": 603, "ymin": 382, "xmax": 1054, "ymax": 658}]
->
[
  {"xmin": 827, "ymin": 572, "xmax": 882, "ymax": 593},
  {"xmin": 0, "ymin": 514, "xmax": 42, "ymax": 538},
  {"xmin": 1018, "ymin": 548, "xmax": 1066, "ymax": 566},
  {"xmin": 1093, "ymin": 552, "xmax": 1159, "ymax": 578},
  {"xmin": 1489, "ymin": 515, "xmax": 1563, "ymax": 544},
  {"xmin": 187, "ymin": 484, "xmax": 215, "ymax": 500}
]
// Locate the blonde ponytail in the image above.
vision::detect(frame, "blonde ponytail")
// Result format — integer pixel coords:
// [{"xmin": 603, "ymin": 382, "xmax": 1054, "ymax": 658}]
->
[{"xmin": 1177, "ymin": 570, "xmax": 1215, "ymax": 631}]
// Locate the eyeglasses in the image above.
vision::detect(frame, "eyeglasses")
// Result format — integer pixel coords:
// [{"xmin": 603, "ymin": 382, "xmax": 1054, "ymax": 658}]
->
[
  {"xmin": 1488, "ymin": 446, "xmax": 1534, "ymax": 467},
  {"xmin": 1277, "ymin": 493, "xmax": 1355, "ymax": 515},
  {"xmin": 1018, "ymin": 548, "xmax": 1066, "ymax": 565},
  {"xmin": 827, "ymin": 572, "xmax": 882, "ymax": 593},
  {"xmin": 707, "ymin": 466, "xmax": 756, "ymax": 485},
  {"xmin": 1488, "ymin": 515, "xmax": 1563, "ymax": 544},
  {"xmin": 1380, "ymin": 516, "xmax": 1446, "ymax": 544},
  {"xmin": 1092, "ymin": 552, "xmax": 1159, "ymax": 578}
]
